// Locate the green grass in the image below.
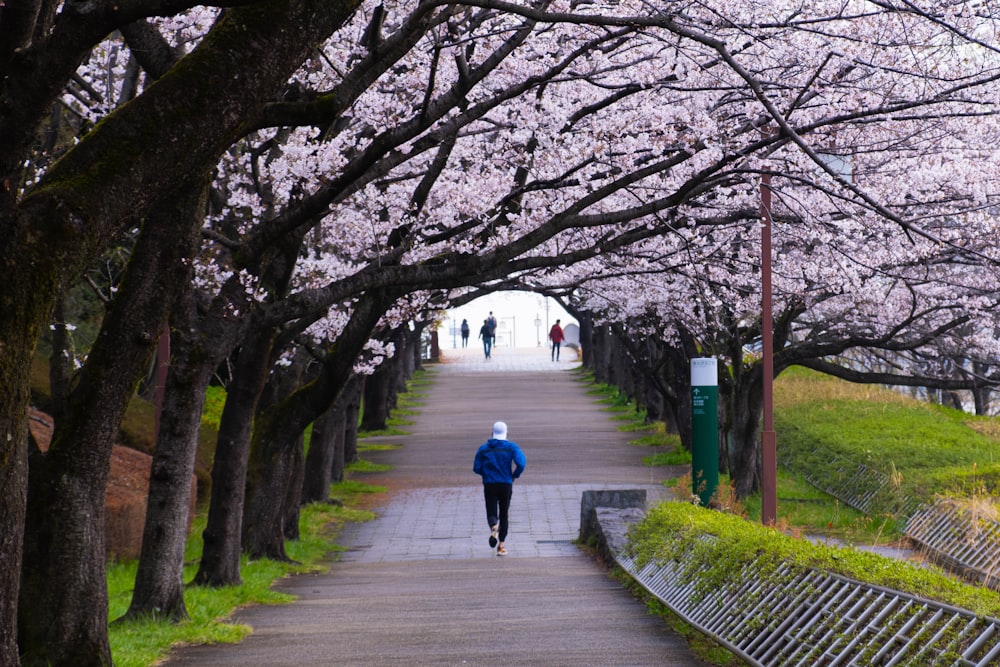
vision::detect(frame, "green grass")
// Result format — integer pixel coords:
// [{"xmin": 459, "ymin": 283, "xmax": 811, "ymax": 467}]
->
[
  {"xmin": 775, "ymin": 367, "xmax": 1000, "ymax": 515},
  {"xmin": 742, "ymin": 469, "xmax": 898, "ymax": 543},
  {"xmin": 346, "ymin": 458, "xmax": 392, "ymax": 473},
  {"xmin": 629, "ymin": 501, "xmax": 1000, "ymax": 618},
  {"xmin": 360, "ymin": 425, "xmax": 408, "ymax": 436},
  {"xmin": 643, "ymin": 449, "xmax": 693, "ymax": 466},
  {"xmin": 396, "ymin": 394, "xmax": 427, "ymax": 409},
  {"xmin": 358, "ymin": 442, "xmax": 401, "ymax": 452},
  {"xmin": 579, "ymin": 365, "xmax": 1000, "ymax": 544},
  {"xmin": 578, "ymin": 370, "xmax": 649, "ymax": 429},
  {"xmin": 581, "ymin": 374, "xmax": 690, "ymax": 467},
  {"xmin": 386, "ymin": 412, "xmax": 417, "ymax": 428},
  {"xmin": 328, "ymin": 479, "xmax": 387, "ymax": 505},
  {"xmin": 628, "ymin": 428, "xmax": 692, "ymax": 466},
  {"xmin": 107, "ymin": 488, "xmax": 381, "ymax": 666}
]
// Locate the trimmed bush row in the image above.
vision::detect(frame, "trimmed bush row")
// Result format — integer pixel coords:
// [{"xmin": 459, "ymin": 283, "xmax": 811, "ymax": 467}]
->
[{"xmin": 618, "ymin": 502, "xmax": 1000, "ymax": 666}]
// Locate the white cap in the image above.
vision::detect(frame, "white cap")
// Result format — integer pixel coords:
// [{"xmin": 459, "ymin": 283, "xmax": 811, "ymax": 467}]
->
[{"xmin": 492, "ymin": 421, "xmax": 507, "ymax": 439}]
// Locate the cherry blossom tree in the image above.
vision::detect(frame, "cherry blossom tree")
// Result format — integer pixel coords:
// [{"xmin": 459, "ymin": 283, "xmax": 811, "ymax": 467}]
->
[
  {"xmin": 5, "ymin": 0, "xmax": 1000, "ymax": 664},
  {"xmin": 487, "ymin": 0, "xmax": 1000, "ymax": 498},
  {"xmin": 1, "ymin": 2, "xmax": 381, "ymax": 663},
  {"xmin": 554, "ymin": 18, "xmax": 1000, "ymax": 493}
]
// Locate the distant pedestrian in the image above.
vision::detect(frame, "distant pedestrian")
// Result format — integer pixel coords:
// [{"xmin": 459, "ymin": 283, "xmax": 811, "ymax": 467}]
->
[
  {"xmin": 548, "ymin": 319, "xmax": 565, "ymax": 361},
  {"xmin": 460, "ymin": 319, "xmax": 470, "ymax": 347},
  {"xmin": 487, "ymin": 311, "xmax": 498, "ymax": 347},
  {"xmin": 473, "ymin": 421, "xmax": 526, "ymax": 556},
  {"xmin": 478, "ymin": 319, "xmax": 493, "ymax": 358}
]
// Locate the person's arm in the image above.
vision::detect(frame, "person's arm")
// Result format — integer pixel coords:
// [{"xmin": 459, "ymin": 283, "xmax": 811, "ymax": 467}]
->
[
  {"xmin": 512, "ymin": 445, "xmax": 526, "ymax": 479},
  {"xmin": 473, "ymin": 449, "xmax": 483, "ymax": 475}
]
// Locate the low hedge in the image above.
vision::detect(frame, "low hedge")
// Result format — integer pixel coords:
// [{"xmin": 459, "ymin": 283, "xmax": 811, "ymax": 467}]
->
[{"xmin": 627, "ymin": 501, "xmax": 1000, "ymax": 619}]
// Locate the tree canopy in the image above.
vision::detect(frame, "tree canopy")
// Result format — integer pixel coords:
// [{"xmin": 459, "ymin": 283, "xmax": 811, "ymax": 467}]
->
[{"xmin": 2, "ymin": 0, "xmax": 1000, "ymax": 664}]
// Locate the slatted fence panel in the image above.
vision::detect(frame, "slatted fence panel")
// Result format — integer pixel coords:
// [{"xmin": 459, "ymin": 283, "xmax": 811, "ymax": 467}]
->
[
  {"xmin": 619, "ymin": 546, "xmax": 1000, "ymax": 666},
  {"xmin": 906, "ymin": 501, "xmax": 1000, "ymax": 591}
]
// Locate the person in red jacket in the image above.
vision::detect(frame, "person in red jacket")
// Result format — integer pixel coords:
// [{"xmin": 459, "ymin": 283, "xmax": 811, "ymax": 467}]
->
[{"xmin": 548, "ymin": 319, "xmax": 565, "ymax": 361}]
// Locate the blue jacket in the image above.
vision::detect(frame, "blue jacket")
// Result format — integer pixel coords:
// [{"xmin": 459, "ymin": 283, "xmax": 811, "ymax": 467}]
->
[{"xmin": 473, "ymin": 438, "xmax": 526, "ymax": 484}]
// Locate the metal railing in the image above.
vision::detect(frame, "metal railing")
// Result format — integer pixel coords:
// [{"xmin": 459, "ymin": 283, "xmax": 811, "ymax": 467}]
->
[
  {"xmin": 804, "ymin": 461, "xmax": 888, "ymax": 514},
  {"xmin": 618, "ymin": 546, "xmax": 1000, "ymax": 666},
  {"xmin": 907, "ymin": 500, "xmax": 1000, "ymax": 591}
]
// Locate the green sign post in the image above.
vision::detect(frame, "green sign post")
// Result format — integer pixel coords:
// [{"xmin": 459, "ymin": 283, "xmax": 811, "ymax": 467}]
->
[{"xmin": 691, "ymin": 358, "xmax": 719, "ymax": 507}]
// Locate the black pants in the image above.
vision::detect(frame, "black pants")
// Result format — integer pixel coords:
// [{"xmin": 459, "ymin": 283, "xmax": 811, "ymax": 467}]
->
[{"xmin": 483, "ymin": 482, "xmax": 513, "ymax": 541}]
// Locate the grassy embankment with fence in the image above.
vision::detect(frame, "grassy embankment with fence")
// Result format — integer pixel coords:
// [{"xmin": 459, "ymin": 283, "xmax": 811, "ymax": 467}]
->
[{"xmin": 590, "ymin": 365, "xmax": 1000, "ymax": 664}]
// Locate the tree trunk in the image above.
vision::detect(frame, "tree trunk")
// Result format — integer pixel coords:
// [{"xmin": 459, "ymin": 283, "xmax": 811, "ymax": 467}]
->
[
  {"xmin": 410, "ymin": 322, "xmax": 426, "ymax": 372},
  {"xmin": 360, "ymin": 357, "xmax": 393, "ymax": 431},
  {"xmin": 391, "ymin": 329, "xmax": 408, "ymax": 403},
  {"xmin": 592, "ymin": 324, "xmax": 610, "ymax": 384},
  {"xmin": 302, "ymin": 407, "xmax": 340, "ymax": 504},
  {"xmin": 727, "ymin": 365, "xmax": 765, "ymax": 499},
  {"xmin": 330, "ymin": 409, "xmax": 348, "ymax": 484},
  {"xmin": 578, "ymin": 312, "xmax": 594, "ymax": 369},
  {"xmin": 972, "ymin": 360, "xmax": 990, "ymax": 415},
  {"xmin": 282, "ymin": 432, "xmax": 305, "ymax": 542},
  {"xmin": 243, "ymin": 413, "xmax": 305, "ymax": 561},
  {"xmin": 242, "ymin": 292, "xmax": 393, "ymax": 559},
  {"xmin": 0, "ymin": 292, "xmax": 42, "ymax": 664},
  {"xmin": 609, "ymin": 336, "xmax": 626, "ymax": 395},
  {"xmin": 343, "ymin": 378, "xmax": 363, "ymax": 467},
  {"xmin": 193, "ymin": 325, "xmax": 277, "ymax": 587},
  {"xmin": 123, "ymin": 280, "xmax": 247, "ymax": 621},
  {"xmin": 242, "ymin": 347, "xmax": 315, "ymax": 556},
  {"xmin": 244, "ymin": 384, "xmax": 346, "ymax": 560},
  {"xmin": 644, "ymin": 371, "xmax": 664, "ymax": 423},
  {"xmin": 663, "ymin": 349, "xmax": 690, "ymax": 446},
  {"xmin": 20, "ymin": 185, "xmax": 198, "ymax": 665},
  {"xmin": 301, "ymin": 375, "xmax": 358, "ymax": 503},
  {"xmin": 124, "ymin": 344, "xmax": 207, "ymax": 621}
]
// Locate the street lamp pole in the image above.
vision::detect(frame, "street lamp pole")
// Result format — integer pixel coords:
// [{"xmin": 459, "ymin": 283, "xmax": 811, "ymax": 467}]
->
[{"xmin": 760, "ymin": 171, "xmax": 777, "ymax": 526}]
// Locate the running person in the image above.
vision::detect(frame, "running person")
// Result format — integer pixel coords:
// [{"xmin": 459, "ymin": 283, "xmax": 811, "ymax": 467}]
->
[{"xmin": 473, "ymin": 421, "xmax": 526, "ymax": 556}]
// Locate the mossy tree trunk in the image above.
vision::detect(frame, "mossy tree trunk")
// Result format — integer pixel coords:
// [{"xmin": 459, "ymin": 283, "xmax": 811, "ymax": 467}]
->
[
  {"xmin": 123, "ymin": 279, "xmax": 249, "ymax": 622},
  {"xmin": 0, "ymin": 239, "xmax": 52, "ymax": 663},
  {"xmin": 1, "ymin": 3, "xmax": 365, "ymax": 662},
  {"xmin": 19, "ymin": 183, "xmax": 202, "ymax": 666},
  {"xmin": 242, "ymin": 291, "xmax": 394, "ymax": 560}
]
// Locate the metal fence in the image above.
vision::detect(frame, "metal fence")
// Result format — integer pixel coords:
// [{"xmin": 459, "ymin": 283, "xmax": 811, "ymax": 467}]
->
[
  {"xmin": 618, "ymin": 547, "xmax": 1000, "ymax": 666},
  {"xmin": 907, "ymin": 500, "xmax": 1000, "ymax": 591}
]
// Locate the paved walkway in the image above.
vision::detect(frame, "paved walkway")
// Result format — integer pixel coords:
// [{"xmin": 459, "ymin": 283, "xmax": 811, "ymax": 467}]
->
[{"xmin": 166, "ymin": 347, "xmax": 708, "ymax": 666}]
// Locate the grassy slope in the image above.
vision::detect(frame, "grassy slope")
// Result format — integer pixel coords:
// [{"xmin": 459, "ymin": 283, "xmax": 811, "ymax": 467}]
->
[
  {"xmin": 774, "ymin": 367, "xmax": 1000, "ymax": 524},
  {"xmin": 617, "ymin": 369, "xmax": 1000, "ymax": 664},
  {"xmin": 629, "ymin": 501, "xmax": 1000, "ymax": 619},
  {"xmin": 588, "ymin": 364, "xmax": 1000, "ymax": 544}
]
